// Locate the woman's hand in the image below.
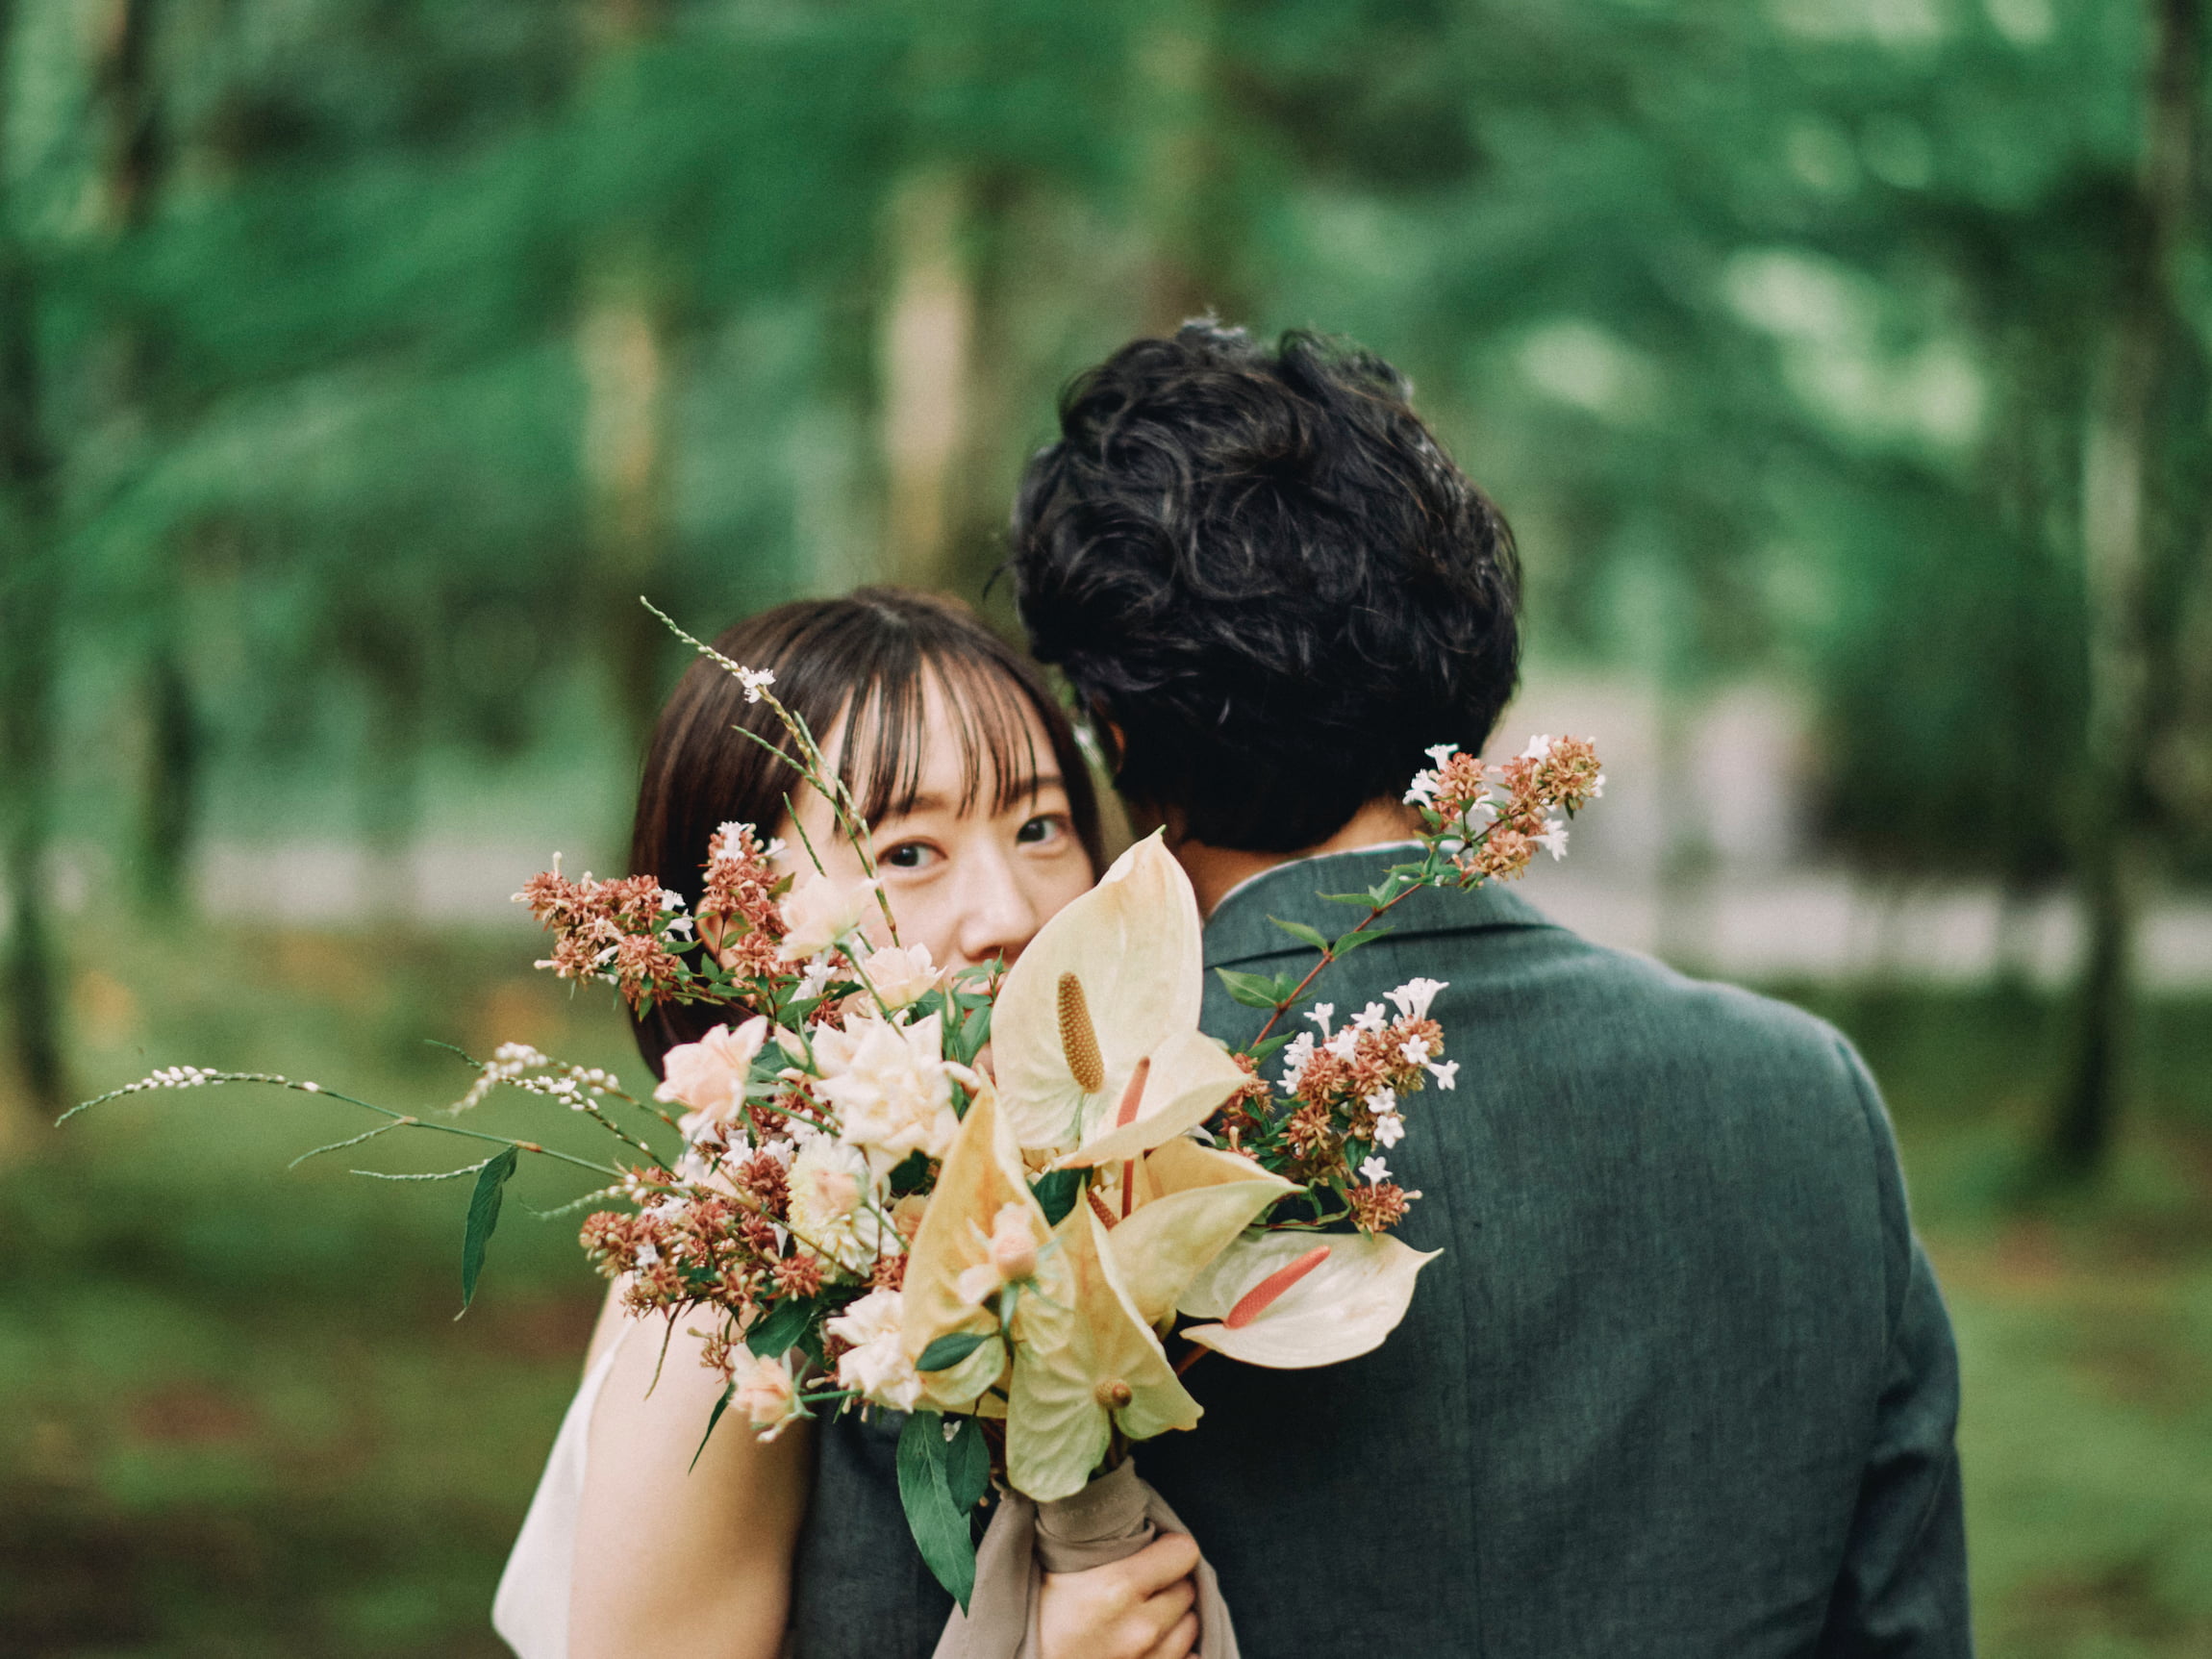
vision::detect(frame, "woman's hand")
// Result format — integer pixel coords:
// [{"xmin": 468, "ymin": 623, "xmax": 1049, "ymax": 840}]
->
[{"xmin": 1036, "ymin": 1531, "xmax": 1202, "ymax": 1659}]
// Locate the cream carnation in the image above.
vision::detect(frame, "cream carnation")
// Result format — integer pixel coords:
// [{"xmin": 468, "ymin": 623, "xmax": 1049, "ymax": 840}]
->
[
  {"xmin": 779, "ymin": 873, "xmax": 877, "ymax": 961},
  {"xmin": 654, "ymin": 1017, "xmax": 768, "ymax": 1134},
  {"xmin": 784, "ymin": 1135, "xmax": 885, "ymax": 1274},
  {"xmin": 816, "ymin": 1013, "xmax": 960, "ymax": 1174},
  {"xmin": 730, "ymin": 1351, "xmax": 801, "ymax": 1439},
  {"xmin": 857, "ymin": 942, "xmax": 943, "ymax": 1013},
  {"xmin": 825, "ymin": 1288, "xmax": 923, "ymax": 1410}
]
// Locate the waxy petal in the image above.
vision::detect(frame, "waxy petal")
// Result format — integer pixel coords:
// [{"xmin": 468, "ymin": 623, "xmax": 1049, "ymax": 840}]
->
[
  {"xmin": 900, "ymin": 1080, "xmax": 1041, "ymax": 1364},
  {"xmin": 1177, "ymin": 1230, "xmax": 1440, "ymax": 1370},
  {"xmin": 1107, "ymin": 1149, "xmax": 1298, "ymax": 1328},
  {"xmin": 1052, "ymin": 1028, "xmax": 1248, "ymax": 1169},
  {"xmin": 1004, "ymin": 1205, "xmax": 1200, "ymax": 1500},
  {"xmin": 992, "ymin": 835, "xmax": 1202, "ymax": 1150}
]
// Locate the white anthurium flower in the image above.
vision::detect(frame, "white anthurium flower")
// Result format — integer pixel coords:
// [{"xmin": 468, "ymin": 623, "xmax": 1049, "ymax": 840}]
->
[
  {"xmin": 1102, "ymin": 1136, "xmax": 1299, "ymax": 1329},
  {"xmin": 899, "ymin": 1079, "xmax": 1037, "ymax": 1411},
  {"xmin": 1174, "ymin": 1229, "xmax": 1440, "ymax": 1370},
  {"xmin": 992, "ymin": 832, "xmax": 1248, "ymax": 1161},
  {"xmin": 1003, "ymin": 1202, "xmax": 1201, "ymax": 1501}
]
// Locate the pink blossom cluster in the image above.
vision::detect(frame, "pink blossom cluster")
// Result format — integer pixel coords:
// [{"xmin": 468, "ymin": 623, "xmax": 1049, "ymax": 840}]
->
[
  {"xmin": 1222, "ymin": 979, "xmax": 1454, "ymax": 1237},
  {"xmin": 1405, "ymin": 733, "xmax": 1605, "ymax": 885},
  {"xmin": 515, "ymin": 863, "xmax": 691, "ymax": 1012}
]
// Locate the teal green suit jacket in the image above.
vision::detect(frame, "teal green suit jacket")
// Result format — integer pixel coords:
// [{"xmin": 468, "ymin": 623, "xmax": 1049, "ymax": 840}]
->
[{"xmin": 786, "ymin": 848, "xmax": 1971, "ymax": 1657}]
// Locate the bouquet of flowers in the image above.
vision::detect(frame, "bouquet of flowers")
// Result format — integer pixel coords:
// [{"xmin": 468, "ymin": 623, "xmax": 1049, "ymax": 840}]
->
[{"xmin": 69, "ymin": 616, "xmax": 1602, "ymax": 1651}]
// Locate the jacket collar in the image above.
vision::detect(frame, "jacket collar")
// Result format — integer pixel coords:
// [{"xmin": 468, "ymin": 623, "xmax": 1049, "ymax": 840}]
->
[{"xmin": 1201, "ymin": 844, "xmax": 1559, "ymax": 969}]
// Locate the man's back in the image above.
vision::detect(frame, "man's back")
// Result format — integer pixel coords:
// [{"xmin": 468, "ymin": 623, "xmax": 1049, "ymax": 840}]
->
[{"xmin": 1137, "ymin": 847, "xmax": 1969, "ymax": 1657}]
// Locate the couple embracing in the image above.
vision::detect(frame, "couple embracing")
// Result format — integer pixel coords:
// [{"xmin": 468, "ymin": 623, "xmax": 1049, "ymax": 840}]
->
[{"xmin": 495, "ymin": 324, "xmax": 1971, "ymax": 1659}]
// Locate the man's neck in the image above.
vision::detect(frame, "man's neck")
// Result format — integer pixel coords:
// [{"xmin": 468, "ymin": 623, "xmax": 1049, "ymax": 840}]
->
[{"xmin": 1169, "ymin": 798, "xmax": 1423, "ymax": 919}]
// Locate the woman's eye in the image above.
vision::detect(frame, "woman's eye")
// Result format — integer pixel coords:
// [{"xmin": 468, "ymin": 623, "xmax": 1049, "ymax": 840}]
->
[
  {"xmin": 1017, "ymin": 815, "xmax": 1068, "ymax": 847},
  {"xmin": 880, "ymin": 842, "xmax": 940, "ymax": 870}
]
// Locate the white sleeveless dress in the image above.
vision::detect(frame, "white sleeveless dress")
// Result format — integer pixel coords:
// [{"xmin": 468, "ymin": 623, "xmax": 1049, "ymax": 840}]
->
[{"xmin": 491, "ymin": 1333, "xmax": 628, "ymax": 1659}]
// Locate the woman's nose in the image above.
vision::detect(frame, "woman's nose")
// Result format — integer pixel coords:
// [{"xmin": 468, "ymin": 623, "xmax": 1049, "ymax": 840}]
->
[{"xmin": 952, "ymin": 850, "xmax": 1042, "ymax": 970}]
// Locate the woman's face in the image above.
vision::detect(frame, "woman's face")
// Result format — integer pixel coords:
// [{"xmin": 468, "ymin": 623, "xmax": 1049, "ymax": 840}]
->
[{"xmin": 779, "ymin": 674, "xmax": 1093, "ymax": 975}]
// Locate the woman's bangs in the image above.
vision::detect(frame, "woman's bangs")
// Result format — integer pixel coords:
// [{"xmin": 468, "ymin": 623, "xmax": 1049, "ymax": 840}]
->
[{"xmin": 842, "ymin": 654, "xmax": 1048, "ymax": 828}]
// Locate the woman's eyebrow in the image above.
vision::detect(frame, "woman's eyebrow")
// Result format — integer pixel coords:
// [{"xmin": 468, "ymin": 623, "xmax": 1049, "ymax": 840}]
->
[{"xmin": 888, "ymin": 775, "xmax": 1066, "ymax": 819}]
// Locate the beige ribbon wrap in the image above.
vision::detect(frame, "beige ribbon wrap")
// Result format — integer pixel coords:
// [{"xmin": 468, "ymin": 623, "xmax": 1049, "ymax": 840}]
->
[{"xmin": 929, "ymin": 1459, "xmax": 1239, "ymax": 1659}]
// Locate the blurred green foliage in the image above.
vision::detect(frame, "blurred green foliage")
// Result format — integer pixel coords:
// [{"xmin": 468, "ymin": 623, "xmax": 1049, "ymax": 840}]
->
[{"xmin": 5, "ymin": 1, "xmax": 2212, "ymax": 1650}]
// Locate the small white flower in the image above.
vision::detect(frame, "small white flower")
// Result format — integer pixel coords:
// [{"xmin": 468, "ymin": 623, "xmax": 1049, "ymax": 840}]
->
[
  {"xmin": 666, "ymin": 915, "xmax": 695, "ymax": 939},
  {"xmin": 1404, "ymin": 773, "xmax": 1440, "ymax": 810},
  {"xmin": 1387, "ymin": 978, "xmax": 1447, "ymax": 1023},
  {"xmin": 1425, "ymin": 743, "xmax": 1459, "ymax": 767},
  {"xmin": 1359, "ymin": 1155, "xmax": 1392, "ymax": 1186},
  {"xmin": 1535, "ymin": 817, "xmax": 1569, "ymax": 860},
  {"xmin": 1304, "ymin": 1003, "xmax": 1336, "ymax": 1039},
  {"xmin": 714, "ymin": 820, "xmax": 754, "ymax": 858},
  {"xmin": 1520, "ymin": 734, "xmax": 1554, "ymax": 762},
  {"xmin": 1279, "ymin": 1031, "xmax": 1317, "ymax": 1093},
  {"xmin": 737, "ymin": 666, "xmax": 777, "ymax": 703},
  {"xmin": 1350, "ymin": 1002, "xmax": 1388, "ymax": 1034},
  {"xmin": 1398, "ymin": 1036, "xmax": 1432, "ymax": 1068},
  {"xmin": 1589, "ymin": 772, "xmax": 1606, "ymax": 800},
  {"xmin": 1325, "ymin": 1028, "xmax": 1359, "ymax": 1061},
  {"xmin": 1425, "ymin": 1060, "xmax": 1460, "ymax": 1092},
  {"xmin": 794, "ymin": 960, "xmax": 835, "ymax": 1002},
  {"xmin": 1366, "ymin": 1086, "xmax": 1398, "ymax": 1116},
  {"xmin": 1372, "ymin": 1111, "xmax": 1406, "ymax": 1148}
]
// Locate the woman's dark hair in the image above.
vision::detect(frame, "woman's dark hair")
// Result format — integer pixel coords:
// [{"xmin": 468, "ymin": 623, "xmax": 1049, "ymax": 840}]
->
[
  {"xmin": 1007, "ymin": 322, "xmax": 1521, "ymax": 852},
  {"xmin": 629, "ymin": 587, "xmax": 1106, "ymax": 1077}
]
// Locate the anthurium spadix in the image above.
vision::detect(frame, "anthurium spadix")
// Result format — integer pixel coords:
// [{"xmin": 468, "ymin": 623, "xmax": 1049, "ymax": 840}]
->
[
  {"xmin": 899, "ymin": 1079, "xmax": 1033, "ymax": 1410},
  {"xmin": 991, "ymin": 832, "xmax": 1248, "ymax": 1162},
  {"xmin": 1175, "ymin": 1229, "xmax": 1440, "ymax": 1369},
  {"xmin": 1004, "ymin": 1202, "xmax": 1202, "ymax": 1500}
]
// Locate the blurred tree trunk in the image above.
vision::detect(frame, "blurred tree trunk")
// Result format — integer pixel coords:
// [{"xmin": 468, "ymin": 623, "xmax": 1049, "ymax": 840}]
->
[
  {"xmin": 880, "ymin": 167, "xmax": 976, "ymax": 592},
  {"xmin": 581, "ymin": 0, "xmax": 675, "ymax": 749},
  {"xmin": 0, "ymin": 0, "xmax": 66, "ymax": 1113},
  {"xmin": 2049, "ymin": 0, "xmax": 2203, "ymax": 1177},
  {"xmin": 1135, "ymin": 7, "xmax": 1248, "ymax": 334},
  {"xmin": 97, "ymin": 0, "xmax": 199, "ymax": 914}
]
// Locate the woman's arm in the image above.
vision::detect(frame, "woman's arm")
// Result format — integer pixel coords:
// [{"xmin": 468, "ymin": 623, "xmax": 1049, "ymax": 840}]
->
[{"xmin": 569, "ymin": 1285, "xmax": 812, "ymax": 1659}]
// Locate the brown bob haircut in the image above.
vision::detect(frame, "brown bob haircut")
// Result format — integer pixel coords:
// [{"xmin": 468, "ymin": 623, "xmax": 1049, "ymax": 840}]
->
[{"xmin": 628, "ymin": 587, "xmax": 1106, "ymax": 1077}]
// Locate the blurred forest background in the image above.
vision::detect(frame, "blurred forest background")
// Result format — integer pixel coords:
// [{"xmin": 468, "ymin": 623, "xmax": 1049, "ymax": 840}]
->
[{"xmin": 2, "ymin": 0, "xmax": 2210, "ymax": 1654}]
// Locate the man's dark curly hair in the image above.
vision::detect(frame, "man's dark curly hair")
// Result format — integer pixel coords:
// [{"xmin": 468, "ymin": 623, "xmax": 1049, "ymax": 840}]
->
[{"xmin": 1007, "ymin": 322, "xmax": 1521, "ymax": 852}]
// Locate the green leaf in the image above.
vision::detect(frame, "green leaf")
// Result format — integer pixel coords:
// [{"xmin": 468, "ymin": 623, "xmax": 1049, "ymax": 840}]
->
[
  {"xmin": 944, "ymin": 1414, "xmax": 991, "ymax": 1514},
  {"xmin": 746, "ymin": 1295, "xmax": 818, "ymax": 1358},
  {"xmin": 457, "ymin": 1145, "xmax": 518, "ymax": 1316},
  {"xmin": 897, "ymin": 1411, "xmax": 978, "ymax": 1611},
  {"xmin": 959, "ymin": 998, "xmax": 992, "ymax": 1058},
  {"xmin": 1332, "ymin": 924, "xmax": 1394, "ymax": 957},
  {"xmin": 1318, "ymin": 891, "xmax": 1373, "ymax": 907},
  {"xmin": 1216, "ymin": 968, "xmax": 1287, "ymax": 1010},
  {"xmin": 689, "ymin": 1382, "xmax": 736, "ymax": 1473},
  {"xmin": 888, "ymin": 1149, "xmax": 933, "ymax": 1197},
  {"xmin": 1268, "ymin": 916, "xmax": 1331, "ymax": 952},
  {"xmin": 1246, "ymin": 1032, "xmax": 1295, "ymax": 1063},
  {"xmin": 1031, "ymin": 1167, "xmax": 1084, "ymax": 1227},
  {"xmin": 917, "ymin": 1330, "xmax": 991, "ymax": 1371}
]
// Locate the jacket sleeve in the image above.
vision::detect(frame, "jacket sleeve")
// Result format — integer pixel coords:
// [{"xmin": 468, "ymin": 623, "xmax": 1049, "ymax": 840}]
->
[{"xmin": 1818, "ymin": 1047, "xmax": 1973, "ymax": 1658}]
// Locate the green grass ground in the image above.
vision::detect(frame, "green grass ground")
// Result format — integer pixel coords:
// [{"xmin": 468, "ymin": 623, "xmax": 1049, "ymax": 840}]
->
[{"xmin": 1, "ymin": 936, "xmax": 2207, "ymax": 1656}]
